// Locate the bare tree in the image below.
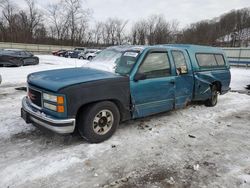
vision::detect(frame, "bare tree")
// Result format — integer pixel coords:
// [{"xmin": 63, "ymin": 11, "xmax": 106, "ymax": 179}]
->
[
  {"xmin": 92, "ymin": 22, "xmax": 103, "ymax": 45},
  {"xmin": 61, "ymin": 0, "xmax": 90, "ymax": 45},
  {"xmin": 131, "ymin": 19, "xmax": 148, "ymax": 45},
  {"xmin": 116, "ymin": 19, "xmax": 128, "ymax": 45},
  {"xmin": 24, "ymin": 0, "xmax": 43, "ymax": 42},
  {"xmin": 47, "ymin": 3, "xmax": 70, "ymax": 42},
  {"xmin": 131, "ymin": 15, "xmax": 176, "ymax": 45},
  {"xmin": 0, "ymin": 0, "xmax": 17, "ymax": 42}
]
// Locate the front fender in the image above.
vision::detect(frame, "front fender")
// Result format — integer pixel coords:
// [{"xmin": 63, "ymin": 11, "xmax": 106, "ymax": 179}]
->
[{"xmin": 60, "ymin": 77, "xmax": 131, "ymax": 121}]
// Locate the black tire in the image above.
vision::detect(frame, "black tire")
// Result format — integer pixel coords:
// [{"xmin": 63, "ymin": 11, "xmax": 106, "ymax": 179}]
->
[
  {"xmin": 14, "ymin": 59, "xmax": 23, "ymax": 67},
  {"xmin": 88, "ymin": 56, "xmax": 93, "ymax": 61},
  {"xmin": 205, "ymin": 85, "xmax": 218, "ymax": 107},
  {"xmin": 79, "ymin": 56, "xmax": 84, "ymax": 59},
  {"xmin": 77, "ymin": 101, "xmax": 120, "ymax": 143}
]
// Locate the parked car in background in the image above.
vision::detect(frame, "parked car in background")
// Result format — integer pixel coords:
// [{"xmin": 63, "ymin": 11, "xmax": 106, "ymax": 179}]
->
[
  {"xmin": 52, "ymin": 50, "xmax": 67, "ymax": 56},
  {"xmin": 57, "ymin": 50, "xmax": 68, "ymax": 57},
  {"xmin": 74, "ymin": 47, "xmax": 86, "ymax": 53},
  {"xmin": 85, "ymin": 50, "xmax": 102, "ymax": 60},
  {"xmin": 0, "ymin": 49, "xmax": 39, "ymax": 67},
  {"xmin": 21, "ymin": 45, "xmax": 231, "ymax": 143},
  {"xmin": 64, "ymin": 50, "xmax": 81, "ymax": 58},
  {"xmin": 78, "ymin": 49, "xmax": 101, "ymax": 60}
]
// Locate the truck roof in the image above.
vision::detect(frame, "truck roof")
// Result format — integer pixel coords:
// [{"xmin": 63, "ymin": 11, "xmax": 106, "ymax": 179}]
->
[
  {"xmin": 106, "ymin": 44, "xmax": 224, "ymax": 54},
  {"xmin": 106, "ymin": 45, "xmax": 147, "ymax": 52},
  {"xmin": 158, "ymin": 44, "xmax": 225, "ymax": 54}
]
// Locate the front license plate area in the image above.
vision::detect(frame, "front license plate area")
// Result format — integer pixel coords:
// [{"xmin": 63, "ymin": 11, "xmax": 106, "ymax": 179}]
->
[{"xmin": 21, "ymin": 109, "xmax": 31, "ymax": 123}]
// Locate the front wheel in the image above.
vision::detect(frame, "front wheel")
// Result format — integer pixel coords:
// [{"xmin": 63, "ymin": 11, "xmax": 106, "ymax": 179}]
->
[
  {"xmin": 205, "ymin": 85, "xmax": 218, "ymax": 107},
  {"xmin": 77, "ymin": 101, "xmax": 120, "ymax": 143}
]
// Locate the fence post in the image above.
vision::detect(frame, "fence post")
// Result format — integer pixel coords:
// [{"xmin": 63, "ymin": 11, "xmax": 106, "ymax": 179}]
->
[{"xmin": 238, "ymin": 48, "xmax": 242, "ymax": 67}]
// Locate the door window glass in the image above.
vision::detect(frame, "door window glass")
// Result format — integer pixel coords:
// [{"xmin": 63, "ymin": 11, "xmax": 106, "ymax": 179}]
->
[
  {"xmin": 138, "ymin": 52, "xmax": 170, "ymax": 79},
  {"xmin": 172, "ymin": 51, "xmax": 188, "ymax": 74}
]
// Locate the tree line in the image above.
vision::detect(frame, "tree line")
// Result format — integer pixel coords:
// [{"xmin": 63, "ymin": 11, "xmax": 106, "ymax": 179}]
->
[{"xmin": 0, "ymin": 0, "xmax": 250, "ymax": 47}]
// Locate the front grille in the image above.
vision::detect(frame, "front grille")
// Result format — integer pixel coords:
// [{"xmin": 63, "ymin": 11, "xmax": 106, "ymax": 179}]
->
[{"xmin": 28, "ymin": 87, "xmax": 42, "ymax": 107}]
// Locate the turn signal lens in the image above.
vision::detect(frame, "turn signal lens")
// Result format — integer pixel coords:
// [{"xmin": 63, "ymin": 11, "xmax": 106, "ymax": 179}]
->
[
  {"xmin": 57, "ymin": 106, "xmax": 65, "ymax": 113},
  {"xmin": 57, "ymin": 96, "xmax": 64, "ymax": 104}
]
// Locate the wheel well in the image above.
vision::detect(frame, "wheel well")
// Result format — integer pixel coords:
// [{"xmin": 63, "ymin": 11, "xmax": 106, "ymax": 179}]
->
[
  {"xmin": 212, "ymin": 81, "xmax": 222, "ymax": 93},
  {"xmin": 76, "ymin": 99, "xmax": 123, "ymax": 124}
]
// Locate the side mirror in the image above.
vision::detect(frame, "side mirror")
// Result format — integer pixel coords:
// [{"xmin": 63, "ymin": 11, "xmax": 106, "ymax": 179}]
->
[
  {"xmin": 134, "ymin": 73, "xmax": 147, "ymax": 82},
  {"xmin": 176, "ymin": 66, "xmax": 188, "ymax": 75}
]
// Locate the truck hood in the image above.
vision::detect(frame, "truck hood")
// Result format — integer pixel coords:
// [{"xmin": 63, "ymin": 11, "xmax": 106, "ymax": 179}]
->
[{"xmin": 28, "ymin": 67, "xmax": 123, "ymax": 92}]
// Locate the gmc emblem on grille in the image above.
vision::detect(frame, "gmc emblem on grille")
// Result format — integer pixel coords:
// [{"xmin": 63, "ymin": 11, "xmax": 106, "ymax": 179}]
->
[{"xmin": 28, "ymin": 92, "xmax": 36, "ymax": 100}]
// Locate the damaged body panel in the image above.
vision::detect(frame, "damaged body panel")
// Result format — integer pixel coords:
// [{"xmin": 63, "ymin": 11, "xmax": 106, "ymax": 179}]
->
[{"xmin": 193, "ymin": 70, "xmax": 231, "ymax": 101}]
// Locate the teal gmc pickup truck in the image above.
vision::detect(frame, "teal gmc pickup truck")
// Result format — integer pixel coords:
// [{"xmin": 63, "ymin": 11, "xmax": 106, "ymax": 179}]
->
[{"xmin": 21, "ymin": 44, "xmax": 231, "ymax": 143}]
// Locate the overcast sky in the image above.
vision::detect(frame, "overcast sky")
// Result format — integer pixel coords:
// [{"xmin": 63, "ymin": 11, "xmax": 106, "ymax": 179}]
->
[{"xmin": 19, "ymin": 0, "xmax": 250, "ymax": 28}]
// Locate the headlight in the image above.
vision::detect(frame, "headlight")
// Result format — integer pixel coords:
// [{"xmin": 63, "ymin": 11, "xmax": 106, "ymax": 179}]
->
[
  {"xmin": 43, "ymin": 102, "xmax": 65, "ymax": 113},
  {"xmin": 43, "ymin": 102, "xmax": 57, "ymax": 111},
  {"xmin": 43, "ymin": 93, "xmax": 57, "ymax": 102},
  {"xmin": 43, "ymin": 93, "xmax": 65, "ymax": 113},
  {"xmin": 43, "ymin": 93, "xmax": 64, "ymax": 104}
]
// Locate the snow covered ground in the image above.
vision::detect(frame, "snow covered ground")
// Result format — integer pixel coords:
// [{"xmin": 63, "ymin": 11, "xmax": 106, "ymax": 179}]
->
[
  {"xmin": 0, "ymin": 56, "xmax": 250, "ymax": 188},
  {"xmin": 0, "ymin": 55, "xmax": 88, "ymax": 86},
  {"xmin": 230, "ymin": 67, "xmax": 250, "ymax": 91}
]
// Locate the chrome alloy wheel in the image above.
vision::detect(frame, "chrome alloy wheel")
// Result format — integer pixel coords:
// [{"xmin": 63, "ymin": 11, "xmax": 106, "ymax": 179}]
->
[
  {"xmin": 92, "ymin": 110, "xmax": 114, "ymax": 135},
  {"xmin": 211, "ymin": 89, "xmax": 218, "ymax": 106}
]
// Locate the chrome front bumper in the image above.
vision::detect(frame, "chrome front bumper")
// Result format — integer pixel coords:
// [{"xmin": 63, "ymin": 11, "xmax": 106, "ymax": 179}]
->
[{"xmin": 21, "ymin": 97, "xmax": 75, "ymax": 134}]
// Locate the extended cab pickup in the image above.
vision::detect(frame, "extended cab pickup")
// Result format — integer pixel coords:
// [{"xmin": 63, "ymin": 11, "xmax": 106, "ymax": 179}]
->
[{"xmin": 21, "ymin": 45, "xmax": 231, "ymax": 143}]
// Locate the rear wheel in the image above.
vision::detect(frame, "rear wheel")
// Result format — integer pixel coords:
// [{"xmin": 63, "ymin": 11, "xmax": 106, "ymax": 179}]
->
[
  {"xmin": 205, "ymin": 85, "xmax": 218, "ymax": 107},
  {"xmin": 88, "ymin": 56, "xmax": 93, "ymax": 61},
  {"xmin": 77, "ymin": 101, "xmax": 120, "ymax": 143}
]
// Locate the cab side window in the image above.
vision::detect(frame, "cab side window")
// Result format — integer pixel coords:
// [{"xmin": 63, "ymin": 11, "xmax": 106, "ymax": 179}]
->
[
  {"xmin": 172, "ymin": 51, "xmax": 188, "ymax": 74},
  {"xmin": 215, "ymin": 54, "xmax": 225, "ymax": 66},
  {"xmin": 196, "ymin": 53, "xmax": 226, "ymax": 67},
  {"xmin": 138, "ymin": 52, "xmax": 171, "ymax": 79}
]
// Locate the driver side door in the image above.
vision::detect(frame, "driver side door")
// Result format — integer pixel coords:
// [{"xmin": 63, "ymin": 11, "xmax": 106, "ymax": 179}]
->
[{"xmin": 130, "ymin": 49, "xmax": 175, "ymax": 118}]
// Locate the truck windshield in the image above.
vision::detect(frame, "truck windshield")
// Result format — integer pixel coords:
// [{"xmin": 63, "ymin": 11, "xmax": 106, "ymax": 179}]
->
[
  {"xmin": 92, "ymin": 49, "xmax": 122, "ymax": 64},
  {"xmin": 91, "ymin": 49, "xmax": 139, "ymax": 75}
]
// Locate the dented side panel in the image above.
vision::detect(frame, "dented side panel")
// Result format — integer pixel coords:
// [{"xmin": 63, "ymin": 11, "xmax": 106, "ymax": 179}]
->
[{"xmin": 193, "ymin": 69, "xmax": 231, "ymax": 101}]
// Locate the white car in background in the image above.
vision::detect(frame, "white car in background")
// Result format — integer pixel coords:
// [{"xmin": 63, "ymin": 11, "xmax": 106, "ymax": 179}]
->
[{"xmin": 78, "ymin": 49, "xmax": 101, "ymax": 60}]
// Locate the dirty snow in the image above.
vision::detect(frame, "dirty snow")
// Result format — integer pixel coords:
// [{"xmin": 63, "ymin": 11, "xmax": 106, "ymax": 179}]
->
[
  {"xmin": 230, "ymin": 67, "xmax": 250, "ymax": 91},
  {"xmin": 0, "ymin": 56, "xmax": 250, "ymax": 188}
]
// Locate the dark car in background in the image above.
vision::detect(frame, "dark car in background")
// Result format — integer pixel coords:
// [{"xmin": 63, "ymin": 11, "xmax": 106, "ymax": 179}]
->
[
  {"xmin": 52, "ymin": 50, "xmax": 67, "ymax": 56},
  {"xmin": 64, "ymin": 50, "xmax": 81, "ymax": 58},
  {"xmin": 57, "ymin": 50, "xmax": 68, "ymax": 57},
  {"xmin": 0, "ymin": 49, "xmax": 39, "ymax": 67}
]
